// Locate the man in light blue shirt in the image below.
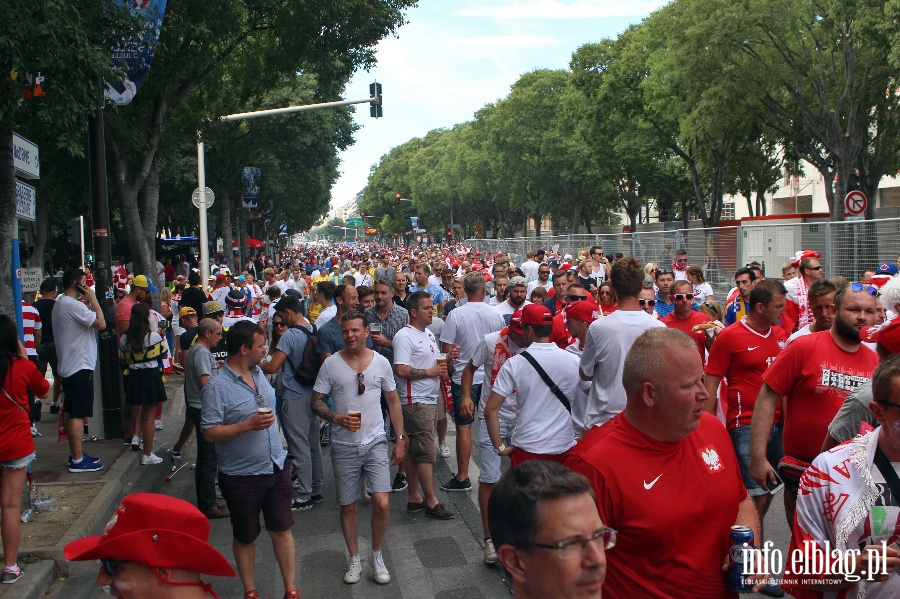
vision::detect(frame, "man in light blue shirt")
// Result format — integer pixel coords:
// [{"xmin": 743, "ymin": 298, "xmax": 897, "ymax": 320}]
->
[
  {"xmin": 201, "ymin": 320, "xmax": 298, "ymax": 598},
  {"xmin": 410, "ymin": 264, "xmax": 446, "ymax": 316}
]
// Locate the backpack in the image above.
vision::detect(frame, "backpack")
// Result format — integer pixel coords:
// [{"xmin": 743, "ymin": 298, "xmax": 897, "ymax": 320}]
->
[{"xmin": 285, "ymin": 324, "xmax": 321, "ymax": 386}]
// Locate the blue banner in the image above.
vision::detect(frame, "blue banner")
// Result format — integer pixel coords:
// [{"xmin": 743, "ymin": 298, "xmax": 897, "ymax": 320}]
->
[
  {"xmin": 105, "ymin": 0, "xmax": 168, "ymax": 105},
  {"xmin": 242, "ymin": 167, "xmax": 262, "ymax": 209},
  {"xmin": 410, "ymin": 216, "xmax": 419, "ymax": 229}
]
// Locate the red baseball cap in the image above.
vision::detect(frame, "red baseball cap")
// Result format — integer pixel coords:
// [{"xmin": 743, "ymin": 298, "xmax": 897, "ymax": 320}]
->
[
  {"xmin": 565, "ymin": 298, "xmax": 600, "ymax": 323},
  {"xmin": 64, "ymin": 493, "xmax": 235, "ymax": 577},
  {"xmin": 862, "ymin": 319, "xmax": 900, "ymax": 354},
  {"xmin": 509, "ymin": 309, "xmax": 524, "ymax": 333},
  {"xmin": 790, "ymin": 249, "xmax": 822, "ymax": 267},
  {"xmin": 521, "ymin": 303, "xmax": 553, "ymax": 325}
]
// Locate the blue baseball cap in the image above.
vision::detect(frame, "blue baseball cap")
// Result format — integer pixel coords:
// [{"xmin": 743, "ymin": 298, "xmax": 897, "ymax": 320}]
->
[{"xmin": 877, "ymin": 263, "xmax": 899, "ymax": 276}]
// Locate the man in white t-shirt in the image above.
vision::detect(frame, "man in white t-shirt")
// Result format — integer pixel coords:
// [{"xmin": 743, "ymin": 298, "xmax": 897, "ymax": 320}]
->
[
  {"xmin": 392, "ymin": 291, "xmax": 454, "ymax": 521},
  {"xmin": 494, "ymin": 276, "xmax": 531, "ymax": 324},
  {"xmin": 563, "ymin": 298, "xmax": 600, "ymax": 436},
  {"xmin": 525, "ymin": 264, "xmax": 553, "ymax": 297},
  {"xmin": 311, "ymin": 312, "xmax": 407, "ymax": 585},
  {"xmin": 439, "ymin": 273, "xmax": 505, "ymax": 493},
  {"xmin": 484, "ymin": 304, "xmax": 582, "ymax": 466},
  {"xmin": 520, "ymin": 250, "xmax": 540, "ymax": 282},
  {"xmin": 580, "ymin": 257, "xmax": 666, "ymax": 429},
  {"xmin": 459, "ymin": 309, "xmax": 525, "ymax": 564}
]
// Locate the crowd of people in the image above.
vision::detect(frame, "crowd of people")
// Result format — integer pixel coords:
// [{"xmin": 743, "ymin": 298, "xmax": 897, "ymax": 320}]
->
[{"xmin": 5, "ymin": 240, "xmax": 900, "ymax": 598}]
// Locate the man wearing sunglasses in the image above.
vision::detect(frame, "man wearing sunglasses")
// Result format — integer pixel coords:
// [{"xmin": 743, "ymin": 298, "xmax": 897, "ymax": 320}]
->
[
  {"xmin": 638, "ymin": 286, "xmax": 658, "ymax": 318},
  {"xmin": 652, "ymin": 268, "xmax": 677, "ymax": 318},
  {"xmin": 750, "ymin": 282, "xmax": 879, "ymax": 528},
  {"xmin": 672, "ymin": 249, "xmax": 690, "ymax": 281},
  {"xmin": 782, "ymin": 249, "xmax": 824, "ymax": 335},
  {"xmin": 588, "ymin": 245, "xmax": 608, "ymax": 286},
  {"xmin": 549, "ymin": 283, "xmax": 590, "ymax": 349},
  {"xmin": 526, "ymin": 264, "xmax": 554, "ymax": 298},
  {"xmin": 662, "ymin": 281, "xmax": 713, "ymax": 359},
  {"xmin": 311, "ymin": 311, "xmax": 406, "ymax": 586},
  {"xmin": 490, "ymin": 461, "xmax": 609, "ymax": 599},
  {"xmin": 64, "ymin": 493, "xmax": 236, "ymax": 599},
  {"xmin": 783, "ymin": 356, "xmax": 900, "ymax": 598}
]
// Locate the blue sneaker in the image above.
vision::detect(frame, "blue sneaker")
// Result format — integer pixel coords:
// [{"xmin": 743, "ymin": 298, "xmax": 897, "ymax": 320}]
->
[
  {"xmin": 76, "ymin": 453, "xmax": 100, "ymax": 464},
  {"xmin": 68, "ymin": 457, "xmax": 103, "ymax": 473}
]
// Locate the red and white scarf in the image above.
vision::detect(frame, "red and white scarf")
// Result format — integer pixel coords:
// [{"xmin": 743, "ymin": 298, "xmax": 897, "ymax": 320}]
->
[{"xmin": 490, "ymin": 328, "xmax": 513, "ymax": 386}]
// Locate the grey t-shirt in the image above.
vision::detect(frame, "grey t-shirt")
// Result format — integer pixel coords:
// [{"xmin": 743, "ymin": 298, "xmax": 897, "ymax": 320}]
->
[
  {"xmin": 374, "ymin": 266, "xmax": 395, "ymax": 283},
  {"xmin": 828, "ymin": 381, "xmax": 877, "ymax": 444},
  {"xmin": 315, "ymin": 317, "xmax": 373, "ymax": 357},
  {"xmin": 184, "ymin": 344, "xmax": 216, "ymax": 409},
  {"xmin": 277, "ymin": 326, "xmax": 314, "ymax": 398}
]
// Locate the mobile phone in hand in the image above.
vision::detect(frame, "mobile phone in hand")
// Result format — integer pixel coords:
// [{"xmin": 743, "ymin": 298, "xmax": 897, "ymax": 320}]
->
[{"xmin": 768, "ymin": 470, "xmax": 785, "ymax": 495}]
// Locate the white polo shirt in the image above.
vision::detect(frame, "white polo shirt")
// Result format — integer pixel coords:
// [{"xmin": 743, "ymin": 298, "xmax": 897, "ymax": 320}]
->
[
  {"xmin": 392, "ymin": 325, "xmax": 440, "ymax": 404},
  {"xmin": 492, "ymin": 342, "xmax": 580, "ymax": 455},
  {"xmin": 471, "ymin": 330, "xmax": 521, "ymax": 422}
]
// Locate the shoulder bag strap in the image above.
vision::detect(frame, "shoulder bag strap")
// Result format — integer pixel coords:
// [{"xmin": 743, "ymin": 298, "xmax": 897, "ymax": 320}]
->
[
  {"xmin": 2, "ymin": 388, "xmax": 30, "ymax": 417},
  {"xmin": 520, "ymin": 351, "xmax": 571, "ymax": 413},
  {"xmin": 873, "ymin": 445, "xmax": 900, "ymax": 500}
]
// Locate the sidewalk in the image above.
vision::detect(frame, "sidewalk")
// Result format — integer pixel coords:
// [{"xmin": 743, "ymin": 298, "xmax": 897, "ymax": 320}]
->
[{"xmin": 0, "ymin": 375, "xmax": 184, "ymax": 599}]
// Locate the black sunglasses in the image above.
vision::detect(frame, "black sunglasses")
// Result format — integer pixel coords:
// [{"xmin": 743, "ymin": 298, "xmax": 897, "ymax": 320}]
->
[
  {"xmin": 357, "ymin": 372, "xmax": 365, "ymax": 395},
  {"xmin": 672, "ymin": 293, "xmax": 693, "ymax": 300},
  {"xmin": 567, "ymin": 295, "xmax": 587, "ymax": 301},
  {"xmin": 639, "ymin": 299, "xmax": 657, "ymax": 306},
  {"xmin": 656, "ymin": 268, "xmax": 674, "ymax": 275},
  {"xmin": 101, "ymin": 559, "xmax": 125, "ymax": 577}
]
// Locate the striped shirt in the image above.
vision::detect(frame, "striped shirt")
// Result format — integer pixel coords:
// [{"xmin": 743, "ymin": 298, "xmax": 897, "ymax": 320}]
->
[{"xmin": 21, "ymin": 301, "xmax": 41, "ymax": 356}]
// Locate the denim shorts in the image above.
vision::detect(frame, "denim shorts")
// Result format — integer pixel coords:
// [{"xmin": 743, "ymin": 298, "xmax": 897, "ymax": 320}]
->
[
  {"xmin": 729, "ymin": 424, "xmax": 784, "ymax": 497},
  {"xmin": 0, "ymin": 452, "xmax": 35, "ymax": 469},
  {"xmin": 451, "ymin": 382, "xmax": 481, "ymax": 426},
  {"xmin": 474, "ymin": 417, "xmax": 515, "ymax": 484}
]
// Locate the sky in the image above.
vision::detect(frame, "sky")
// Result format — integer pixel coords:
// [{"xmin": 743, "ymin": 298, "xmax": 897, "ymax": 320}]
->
[{"xmin": 328, "ymin": 0, "xmax": 668, "ymax": 213}]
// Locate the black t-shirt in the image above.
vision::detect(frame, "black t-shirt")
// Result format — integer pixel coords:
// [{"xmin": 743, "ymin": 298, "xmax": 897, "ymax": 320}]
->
[
  {"xmin": 182, "ymin": 325, "xmax": 228, "ymax": 361},
  {"xmin": 180, "ymin": 326, "xmax": 198, "ymax": 352},
  {"xmin": 34, "ymin": 298, "xmax": 55, "ymax": 343},
  {"xmin": 180, "ymin": 287, "xmax": 207, "ymax": 319}
]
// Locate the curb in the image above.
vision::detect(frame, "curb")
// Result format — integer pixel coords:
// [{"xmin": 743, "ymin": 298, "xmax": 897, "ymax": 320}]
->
[{"xmin": 0, "ymin": 561, "xmax": 56, "ymax": 599}]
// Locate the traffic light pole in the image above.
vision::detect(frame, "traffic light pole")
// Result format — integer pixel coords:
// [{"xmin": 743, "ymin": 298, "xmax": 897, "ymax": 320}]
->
[{"xmin": 198, "ymin": 89, "xmax": 381, "ymax": 274}]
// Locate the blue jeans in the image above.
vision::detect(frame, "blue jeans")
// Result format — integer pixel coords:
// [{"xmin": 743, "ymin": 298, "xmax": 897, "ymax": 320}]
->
[
  {"xmin": 451, "ymin": 382, "xmax": 481, "ymax": 426},
  {"xmin": 475, "ymin": 416, "xmax": 515, "ymax": 484},
  {"xmin": 729, "ymin": 424, "xmax": 783, "ymax": 497}
]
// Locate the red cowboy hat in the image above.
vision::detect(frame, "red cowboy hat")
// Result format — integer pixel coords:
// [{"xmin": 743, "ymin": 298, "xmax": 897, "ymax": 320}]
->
[{"xmin": 64, "ymin": 493, "xmax": 235, "ymax": 577}]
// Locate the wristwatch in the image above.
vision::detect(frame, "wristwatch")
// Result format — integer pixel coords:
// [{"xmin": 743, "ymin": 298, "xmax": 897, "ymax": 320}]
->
[
  {"xmin": 396, "ymin": 434, "xmax": 407, "ymax": 441},
  {"xmin": 494, "ymin": 443, "xmax": 507, "ymax": 455}
]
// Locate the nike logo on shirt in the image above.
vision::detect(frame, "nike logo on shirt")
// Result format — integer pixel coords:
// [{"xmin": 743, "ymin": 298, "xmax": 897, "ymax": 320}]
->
[
  {"xmin": 643, "ymin": 474, "xmax": 663, "ymax": 489},
  {"xmin": 747, "ymin": 346, "xmax": 759, "ymax": 351}
]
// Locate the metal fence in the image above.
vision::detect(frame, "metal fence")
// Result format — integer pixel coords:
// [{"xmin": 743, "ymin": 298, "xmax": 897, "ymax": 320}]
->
[{"xmin": 464, "ymin": 217, "xmax": 900, "ymax": 299}]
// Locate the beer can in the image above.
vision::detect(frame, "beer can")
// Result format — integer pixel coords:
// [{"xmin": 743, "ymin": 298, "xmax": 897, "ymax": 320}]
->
[{"xmin": 727, "ymin": 525, "xmax": 755, "ymax": 593}]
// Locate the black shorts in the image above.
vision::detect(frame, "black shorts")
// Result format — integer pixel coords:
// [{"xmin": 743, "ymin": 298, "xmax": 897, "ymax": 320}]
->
[
  {"xmin": 36, "ymin": 342, "xmax": 58, "ymax": 377},
  {"xmin": 61, "ymin": 369, "xmax": 94, "ymax": 419},
  {"xmin": 218, "ymin": 465, "xmax": 294, "ymax": 544}
]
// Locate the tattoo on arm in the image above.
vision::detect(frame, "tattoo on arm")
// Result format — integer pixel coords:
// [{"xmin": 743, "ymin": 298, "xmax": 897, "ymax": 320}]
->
[
  {"xmin": 409, "ymin": 367, "xmax": 427, "ymax": 378},
  {"xmin": 311, "ymin": 391, "xmax": 336, "ymax": 423}
]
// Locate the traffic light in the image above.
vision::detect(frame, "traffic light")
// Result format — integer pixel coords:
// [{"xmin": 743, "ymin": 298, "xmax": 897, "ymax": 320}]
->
[
  {"xmin": 66, "ymin": 218, "xmax": 80, "ymax": 246},
  {"xmin": 395, "ymin": 193, "xmax": 401, "ymax": 200},
  {"xmin": 369, "ymin": 82, "xmax": 383, "ymax": 118},
  {"xmin": 360, "ymin": 211, "xmax": 366, "ymax": 217}
]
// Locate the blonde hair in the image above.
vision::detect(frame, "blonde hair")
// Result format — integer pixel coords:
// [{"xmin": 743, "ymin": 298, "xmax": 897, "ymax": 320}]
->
[
  {"xmin": 698, "ymin": 298, "xmax": 723, "ymax": 322},
  {"xmin": 644, "ymin": 262, "xmax": 658, "ymax": 275}
]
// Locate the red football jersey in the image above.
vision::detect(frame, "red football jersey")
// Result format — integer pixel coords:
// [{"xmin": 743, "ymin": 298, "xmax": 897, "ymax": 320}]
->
[
  {"xmin": 763, "ymin": 331, "xmax": 878, "ymax": 462},
  {"xmin": 705, "ymin": 320, "xmax": 787, "ymax": 429},
  {"xmin": 662, "ymin": 310, "xmax": 710, "ymax": 360}
]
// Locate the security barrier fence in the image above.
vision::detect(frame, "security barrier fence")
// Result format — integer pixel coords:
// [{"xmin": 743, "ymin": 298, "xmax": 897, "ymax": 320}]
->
[{"xmin": 464, "ymin": 217, "xmax": 900, "ymax": 299}]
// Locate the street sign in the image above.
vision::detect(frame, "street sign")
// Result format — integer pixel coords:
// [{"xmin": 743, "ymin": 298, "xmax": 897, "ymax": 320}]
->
[
  {"xmin": 15, "ymin": 180, "xmax": 36, "ymax": 221},
  {"xmin": 845, "ymin": 190, "xmax": 867, "ymax": 215},
  {"xmin": 347, "ymin": 218, "xmax": 362, "ymax": 226},
  {"xmin": 192, "ymin": 187, "xmax": 215, "ymax": 208},
  {"xmin": 13, "ymin": 133, "xmax": 39, "ymax": 180},
  {"xmin": 19, "ymin": 267, "xmax": 42, "ymax": 293}
]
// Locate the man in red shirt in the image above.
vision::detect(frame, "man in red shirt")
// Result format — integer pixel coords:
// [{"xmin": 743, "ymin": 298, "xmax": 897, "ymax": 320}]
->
[
  {"xmin": 566, "ymin": 328, "xmax": 763, "ymax": 598},
  {"xmin": 749, "ymin": 282, "xmax": 880, "ymax": 526},
  {"xmin": 662, "ymin": 280, "xmax": 711, "ymax": 360}
]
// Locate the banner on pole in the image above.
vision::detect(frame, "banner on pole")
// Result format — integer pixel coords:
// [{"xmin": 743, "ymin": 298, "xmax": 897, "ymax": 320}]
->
[
  {"xmin": 410, "ymin": 216, "xmax": 419, "ymax": 229},
  {"xmin": 105, "ymin": 0, "xmax": 168, "ymax": 105},
  {"xmin": 242, "ymin": 167, "xmax": 261, "ymax": 208}
]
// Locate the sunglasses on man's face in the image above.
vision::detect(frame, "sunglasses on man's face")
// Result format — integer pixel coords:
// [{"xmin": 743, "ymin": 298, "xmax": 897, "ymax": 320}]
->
[
  {"xmin": 101, "ymin": 559, "xmax": 125, "ymax": 577},
  {"xmin": 639, "ymin": 299, "xmax": 657, "ymax": 307},
  {"xmin": 673, "ymin": 293, "xmax": 693, "ymax": 301},
  {"xmin": 567, "ymin": 295, "xmax": 587, "ymax": 301}
]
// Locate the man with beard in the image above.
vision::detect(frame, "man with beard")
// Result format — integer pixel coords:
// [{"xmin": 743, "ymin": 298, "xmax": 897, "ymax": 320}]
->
[
  {"xmin": 749, "ymin": 283, "xmax": 880, "ymax": 526},
  {"xmin": 494, "ymin": 276, "xmax": 530, "ymax": 324}
]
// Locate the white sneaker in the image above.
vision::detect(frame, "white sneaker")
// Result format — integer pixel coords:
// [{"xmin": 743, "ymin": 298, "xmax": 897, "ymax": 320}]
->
[
  {"xmin": 483, "ymin": 538, "xmax": 498, "ymax": 564},
  {"xmin": 370, "ymin": 551, "xmax": 390, "ymax": 584},
  {"xmin": 141, "ymin": 452, "xmax": 163, "ymax": 465},
  {"xmin": 343, "ymin": 556, "xmax": 362, "ymax": 584},
  {"xmin": 30, "ymin": 423, "xmax": 41, "ymax": 437},
  {"xmin": 439, "ymin": 441, "xmax": 451, "ymax": 459}
]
